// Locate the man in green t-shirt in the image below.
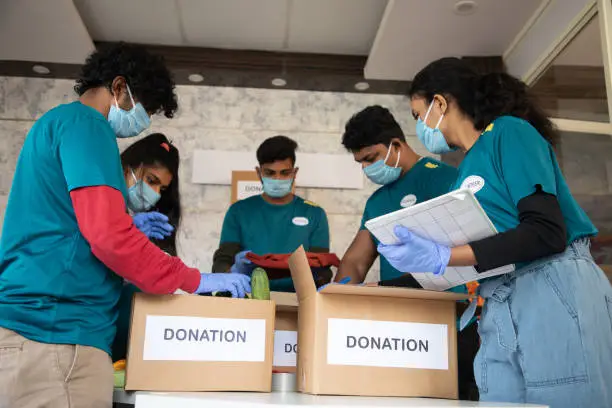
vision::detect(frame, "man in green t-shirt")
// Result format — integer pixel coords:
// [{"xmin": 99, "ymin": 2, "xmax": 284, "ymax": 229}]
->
[
  {"xmin": 212, "ymin": 136, "xmax": 330, "ymax": 291},
  {"xmin": 336, "ymin": 105, "xmax": 458, "ymax": 286}
]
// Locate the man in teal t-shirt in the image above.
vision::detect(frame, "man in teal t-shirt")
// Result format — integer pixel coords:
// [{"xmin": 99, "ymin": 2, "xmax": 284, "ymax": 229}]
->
[
  {"xmin": 336, "ymin": 106, "xmax": 458, "ymax": 286},
  {"xmin": 212, "ymin": 136, "xmax": 330, "ymax": 291},
  {"xmin": 0, "ymin": 44, "xmax": 184, "ymax": 406}
]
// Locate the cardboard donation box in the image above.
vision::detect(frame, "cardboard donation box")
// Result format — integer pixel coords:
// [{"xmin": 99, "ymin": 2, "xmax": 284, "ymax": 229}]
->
[
  {"xmin": 288, "ymin": 246, "xmax": 468, "ymax": 398},
  {"xmin": 125, "ymin": 293, "xmax": 275, "ymax": 392},
  {"xmin": 270, "ymin": 292, "xmax": 298, "ymax": 373}
]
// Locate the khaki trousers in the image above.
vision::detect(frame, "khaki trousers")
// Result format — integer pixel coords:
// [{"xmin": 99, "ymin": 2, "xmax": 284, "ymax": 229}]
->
[{"xmin": 0, "ymin": 327, "xmax": 113, "ymax": 408}]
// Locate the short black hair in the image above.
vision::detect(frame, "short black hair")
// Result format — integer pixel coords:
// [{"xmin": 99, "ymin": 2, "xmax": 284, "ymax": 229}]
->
[
  {"xmin": 74, "ymin": 43, "xmax": 178, "ymax": 118},
  {"xmin": 256, "ymin": 135, "xmax": 298, "ymax": 166},
  {"xmin": 342, "ymin": 105, "xmax": 405, "ymax": 151}
]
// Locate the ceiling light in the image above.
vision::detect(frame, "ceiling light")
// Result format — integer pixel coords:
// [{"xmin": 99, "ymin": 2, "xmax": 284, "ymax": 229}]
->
[
  {"xmin": 354, "ymin": 81, "xmax": 370, "ymax": 91},
  {"xmin": 271, "ymin": 78, "xmax": 287, "ymax": 87},
  {"xmin": 32, "ymin": 65, "xmax": 50, "ymax": 75},
  {"xmin": 454, "ymin": 0, "xmax": 478, "ymax": 16},
  {"xmin": 188, "ymin": 73, "xmax": 204, "ymax": 83}
]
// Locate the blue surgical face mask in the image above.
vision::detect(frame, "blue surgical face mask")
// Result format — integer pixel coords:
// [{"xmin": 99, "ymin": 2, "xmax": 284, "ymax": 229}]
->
[
  {"xmin": 262, "ymin": 177, "xmax": 293, "ymax": 198},
  {"xmin": 127, "ymin": 169, "xmax": 161, "ymax": 212},
  {"xmin": 363, "ymin": 144, "xmax": 402, "ymax": 185},
  {"xmin": 108, "ymin": 84, "xmax": 151, "ymax": 138},
  {"xmin": 416, "ymin": 101, "xmax": 455, "ymax": 154}
]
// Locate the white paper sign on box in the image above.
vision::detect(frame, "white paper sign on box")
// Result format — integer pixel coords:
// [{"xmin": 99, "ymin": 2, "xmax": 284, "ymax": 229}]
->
[
  {"xmin": 237, "ymin": 180, "xmax": 263, "ymax": 201},
  {"xmin": 365, "ymin": 188, "xmax": 514, "ymax": 291},
  {"xmin": 143, "ymin": 315, "xmax": 266, "ymax": 362},
  {"xmin": 327, "ymin": 318, "xmax": 448, "ymax": 370},
  {"xmin": 273, "ymin": 330, "xmax": 298, "ymax": 367}
]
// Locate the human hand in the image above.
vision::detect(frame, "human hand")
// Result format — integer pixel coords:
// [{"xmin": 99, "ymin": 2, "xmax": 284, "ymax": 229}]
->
[
  {"xmin": 230, "ymin": 250, "xmax": 255, "ymax": 275},
  {"xmin": 377, "ymin": 225, "xmax": 450, "ymax": 276},
  {"xmin": 133, "ymin": 211, "xmax": 174, "ymax": 240},
  {"xmin": 317, "ymin": 276, "xmax": 351, "ymax": 292},
  {"xmin": 195, "ymin": 273, "xmax": 251, "ymax": 298}
]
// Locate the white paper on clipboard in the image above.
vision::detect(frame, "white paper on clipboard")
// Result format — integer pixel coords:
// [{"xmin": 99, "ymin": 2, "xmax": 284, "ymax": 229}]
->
[{"xmin": 365, "ymin": 188, "xmax": 514, "ymax": 291}]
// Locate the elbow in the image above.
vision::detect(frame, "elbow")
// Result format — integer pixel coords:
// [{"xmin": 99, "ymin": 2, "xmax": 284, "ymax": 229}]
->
[{"xmin": 546, "ymin": 225, "xmax": 567, "ymax": 255}]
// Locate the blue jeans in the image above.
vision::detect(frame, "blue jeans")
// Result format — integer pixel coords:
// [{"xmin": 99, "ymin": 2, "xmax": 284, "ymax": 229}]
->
[{"xmin": 475, "ymin": 240, "xmax": 612, "ymax": 408}]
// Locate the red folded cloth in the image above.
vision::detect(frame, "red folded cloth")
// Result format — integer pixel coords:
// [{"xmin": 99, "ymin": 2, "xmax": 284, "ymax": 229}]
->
[{"xmin": 246, "ymin": 252, "xmax": 340, "ymax": 269}]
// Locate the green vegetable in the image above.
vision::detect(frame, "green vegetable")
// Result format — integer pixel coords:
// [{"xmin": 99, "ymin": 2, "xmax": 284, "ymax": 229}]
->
[{"xmin": 251, "ymin": 267, "xmax": 270, "ymax": 300}]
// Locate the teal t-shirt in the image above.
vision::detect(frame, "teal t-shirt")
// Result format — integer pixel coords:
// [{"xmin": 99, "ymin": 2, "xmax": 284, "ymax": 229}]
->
[
  {"xmin": 0, "ymin": 101, "xmax": 128, "ymax": 354},
  {"xmin": 360, "ymin": 157, "xmax": 459, "ymax": 281},
  {"xmin": 451, "ymin": 116, "xmax": 596, "ymax": 243},
  {"xmin": 220, "ymin": 195, "xmax": 329, "ymax": 291}
]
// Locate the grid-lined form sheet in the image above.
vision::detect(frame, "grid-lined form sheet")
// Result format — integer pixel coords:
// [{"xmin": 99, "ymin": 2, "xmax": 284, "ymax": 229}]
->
[{"xmin": 365, "ymin": 188, "xmax": 514, "ymax": 291}]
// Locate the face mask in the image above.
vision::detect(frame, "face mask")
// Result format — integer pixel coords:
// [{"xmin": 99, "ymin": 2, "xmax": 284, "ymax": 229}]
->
[
  {"xmin": 416, "ymin": 101, "xmax": 455, "ymax": 154},
  {"xmin": 262, "ymin": 177, "xmax": 293, "ymax": 198},
  {"xmin": 127, "ymin": 170, "xmax": 161, "ymax": 212},
  {"xmin": 363, "ymin": 144, "xmax": 402, "ymax": 185},
  {"xmin": 108, "ymin": 84, "xmax": 151, "ymax": 138}
]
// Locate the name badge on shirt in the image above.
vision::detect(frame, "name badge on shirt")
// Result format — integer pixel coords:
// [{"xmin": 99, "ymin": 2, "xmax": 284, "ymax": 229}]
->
[
  {"xmin": 292, "ymin": 217, "xmax": 309, "ymax": 227},
  {"xmin": 460, "ymin": 175, "xmax": 485, "ymax": 194},
  {"xmin": 400, "ymin": 194, "xmax": 417, "ymax": 208}
]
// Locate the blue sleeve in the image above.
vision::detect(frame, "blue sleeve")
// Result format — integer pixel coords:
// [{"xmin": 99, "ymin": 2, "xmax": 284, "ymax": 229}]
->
[
  {"xmin": 219, "ymin": 204, "xmax": 242, "ymax": 244},
  {"xmin": 497, "ymin": 118, "xmax": 557, "ymax": 205},
  {"xmin": 59, "ymin": 118, "xmax": 124, "ymax": 192},
  {"xmin": 310, "ymin": 208, "xmax": 330, "ymax": 249}
]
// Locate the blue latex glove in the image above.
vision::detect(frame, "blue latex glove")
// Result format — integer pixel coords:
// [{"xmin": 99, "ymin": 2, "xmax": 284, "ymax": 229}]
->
[
  {"xmin": 195, "ymin": 273, "xmax": 251, "ymax": 298},
  {"xmin": 230, "ymin": 250, "xmax": 255, "ymax": 275},
  {"xmin": 133, "ymin": 211, "xmax": 174, "ymax": 240},
  {"xmin": 317, "ymin": 276, "xmax": 351, "ymax": 292},
  {"xmin": 377, "ymin": 225, "xmax": 451, "ymax": 276}
]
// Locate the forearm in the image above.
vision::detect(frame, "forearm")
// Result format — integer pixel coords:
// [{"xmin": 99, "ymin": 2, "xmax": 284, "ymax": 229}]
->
[
  {"xmin": 336, "ymin": 257, "xmax": 369, "ymax": 283},
  {"xmin": 450, "ymin": 191, "xmax": 566, "ymax": 271},
  {"xmin": 212, "ymin": 242, "xmax": 241, "ymax": 272},
  {"xmin": 71, "ymin": 186, "xmax": 200, "ymax": 294}
]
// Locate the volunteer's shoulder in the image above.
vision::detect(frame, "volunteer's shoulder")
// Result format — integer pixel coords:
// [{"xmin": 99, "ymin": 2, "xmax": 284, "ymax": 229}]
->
[
  {"xmin": 420, "ymin": 156, "xmax": 457, "ymax": 175},
  {"xmin": 228, "ymin": 195, "xmax": 262, "ymax": 212},
  {"xmin": 54, "ymin": 102, "xmax": 113, "ymax": 136},
  {"xmin": 296, "ymin": 196, "xmax": 327, "ymax": 216},
  {"xmin": 490, "ymin": 115, "xmax": 548, "ymax": 148}
]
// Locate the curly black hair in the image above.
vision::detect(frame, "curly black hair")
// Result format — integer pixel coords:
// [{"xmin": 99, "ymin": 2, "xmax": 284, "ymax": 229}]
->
[
  {"xmin": 342, "ymin": 105, "xmax": 406, "ymax": 152},
  {"xmin": 409, "ymin": 57, "xmax": 558, "ymax": 145},
  {"xmin": 74, "ymin": 43, "xmax": 178, "ymax": 118}
]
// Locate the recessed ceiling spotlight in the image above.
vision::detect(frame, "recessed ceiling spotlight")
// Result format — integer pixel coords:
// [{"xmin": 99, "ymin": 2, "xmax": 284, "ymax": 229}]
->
[
  {"xmin": 32, "ymin": 64, "xmax": 50, "ymax": 75},
  {"xmin": 188, "ymin": 73, "xmax": 204, "ymax": 83},
  {"xmin": 454, "ymin": 0, "xmax": 478, "ymax": 16},
  {"xmin": 271, "ymin": 78, "xmax": 287, "ymax": 87},
  {"xmin": 354, "ymin": 81, "xmax": 370, "ymax": 91}
]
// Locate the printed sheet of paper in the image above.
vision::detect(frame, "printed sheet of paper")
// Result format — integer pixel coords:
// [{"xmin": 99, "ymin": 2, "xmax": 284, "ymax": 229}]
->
[{"xmin": 365, "ymin": 188, "xmax": 514, "ymax": 291}]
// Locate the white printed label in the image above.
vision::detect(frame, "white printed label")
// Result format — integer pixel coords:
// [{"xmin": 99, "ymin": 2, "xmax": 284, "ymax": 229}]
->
[
  {"xmin": 143, "ymin": 315, "xmax": 266, "ymax": 362},
  {"xmin": 327, "ymin": 318, "xmax": 448, "ymax": 370},
  {"xmin": 400, "ymin": 194, "xmax": 417, "ymax": 208},
  {"xmin": 292, "ymin": 217, "xmax": 309, "ymax": 226},
  {"xmin": 460, "ymin": 175, "xmax": 485, "ymax": 194},
  {"xmin": 273, "ymin": 330, "xmax": 298, "ymax": 367},
  {"xmin": 237, "ymin": 181, "xmax": 263, "ymax": 201}
]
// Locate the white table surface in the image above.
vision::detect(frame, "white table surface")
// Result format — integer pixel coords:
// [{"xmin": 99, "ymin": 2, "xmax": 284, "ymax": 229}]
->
[{"xmin": 113, "ymin": 389, "xmax": 547, "ymax": 408}]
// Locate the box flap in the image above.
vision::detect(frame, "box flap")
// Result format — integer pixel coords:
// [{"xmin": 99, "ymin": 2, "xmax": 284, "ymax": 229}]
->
[
  {"xmin": 288, "ymin": 246, "xmax": 317, "ymax": 300},
  {"xmin": 270, "ymin": 292, "xmax": 298, "ymax": 311},
  {"xmin": 319, "ymin": 284, "xmax": 470, "ymax": 301}
]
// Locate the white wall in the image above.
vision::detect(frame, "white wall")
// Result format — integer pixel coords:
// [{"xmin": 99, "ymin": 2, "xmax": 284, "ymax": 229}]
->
[{"xmin": 0, "ymin": 76, "xmax": 428, "ymax": 281}]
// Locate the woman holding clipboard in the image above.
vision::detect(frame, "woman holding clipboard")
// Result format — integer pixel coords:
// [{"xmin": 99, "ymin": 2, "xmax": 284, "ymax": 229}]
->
[{"xmin": 378, "ymin": 57, "xmax": 612, "ymax": 408}]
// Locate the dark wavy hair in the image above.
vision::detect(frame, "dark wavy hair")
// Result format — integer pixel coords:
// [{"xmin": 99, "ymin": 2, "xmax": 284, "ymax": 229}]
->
[
  {"xmin": 408, "ymin": 57, "xmax": 558, "ymax": 145},
  {"xmin": 74, "ymin": 43, "xmax": 178, "ymax": 118},
  {"xmin": 342, "ymin": 105, "xmax": 406, "ymax": 152},
  {"xmin": 121, "ymin": 133, "xmax": 181, "ymax": 256}
]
